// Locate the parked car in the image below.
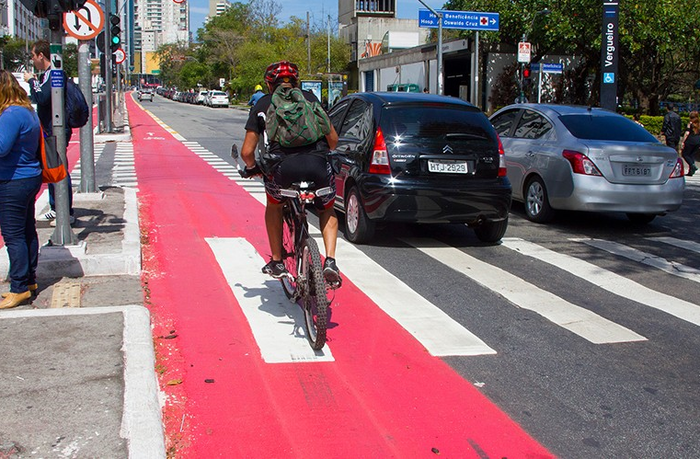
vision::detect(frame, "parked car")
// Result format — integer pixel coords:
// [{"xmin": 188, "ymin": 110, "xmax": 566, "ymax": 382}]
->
[
  {"xmin": 138, "ymin": 89, "xmax": 153, "ymax": 102},
  {"xmin": 328, "ymin": 92, "xmax": 512, "ymax": 244},
  {"xmin": 196, "ymin": 90, "xmax": 209, "ymax": 105},
  {"xmin": 489, "ymin": 104, "xmax": 685, "ymax": 224},
  {"xmin": 207, "ymin": 91, "xmax": 229, "ymax": 108}
]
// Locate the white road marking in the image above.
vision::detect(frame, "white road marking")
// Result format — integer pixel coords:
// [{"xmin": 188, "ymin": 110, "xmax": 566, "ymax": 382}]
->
[
  {"xmin": 571, "ymin": 238, "xmax": 700, "ymax": 283},
  {"xmin": 649, "ymin": 237, "xmax": 700, "ymax": 255},
  {"xmin": 402, "ymin": 238, "xmax": 645, "ymax": 344},
  {"xmin": 503, "ymin": 238, "xmax": 700, "ymax": 327},
  {"xmin": 308, "ymin": 235, "xmax": 496, "ymax": 357},
  {"xmin": 206, "ymin": 237, "xmax": 334, "ymax": 363}
]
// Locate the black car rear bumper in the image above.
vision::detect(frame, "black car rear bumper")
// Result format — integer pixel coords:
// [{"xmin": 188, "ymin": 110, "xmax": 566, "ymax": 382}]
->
[{"xmin": 357, "ymin": 176, "xmax": 512, "ymax": 224}]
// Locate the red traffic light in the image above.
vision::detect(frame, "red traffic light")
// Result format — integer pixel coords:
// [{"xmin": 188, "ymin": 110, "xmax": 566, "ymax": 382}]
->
[{"xmin": 523, "ymin": 66, "xmax": 531, "ymax": 79}]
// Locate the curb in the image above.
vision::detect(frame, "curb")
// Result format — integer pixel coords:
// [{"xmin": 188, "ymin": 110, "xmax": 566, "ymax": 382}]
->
[{"xmin": 0, "ymin": 305, "xmax": 166, "ymax": 458}]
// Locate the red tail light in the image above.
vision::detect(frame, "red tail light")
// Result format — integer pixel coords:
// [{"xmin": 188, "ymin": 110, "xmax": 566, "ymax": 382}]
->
[
  {"xmin": 669, "ymin": 158, "xmax": 684, "ymax": 178},
  {"xmin": 562, "ymin": 150, "xmax": 602, "ymax": 176},
  {"xmin": 369, "ymin": 127, "xmax": 391, "ymax": 175},
  {"xmin": 497, "ymin": 134, "xmax": 507, "ymax": 177}
]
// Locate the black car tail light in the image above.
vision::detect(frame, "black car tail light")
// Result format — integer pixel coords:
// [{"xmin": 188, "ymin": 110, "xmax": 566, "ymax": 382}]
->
[
  {"xmin": 369, "ymin": 127, "xmax": 391, "ymax": 175},
  {"xmin": 563, "ymin": 150, "xmax": 602, "ymax": 176},
  {"xmin": 497, "ymin": 134, "xmax": 507, "ymax": 177}
]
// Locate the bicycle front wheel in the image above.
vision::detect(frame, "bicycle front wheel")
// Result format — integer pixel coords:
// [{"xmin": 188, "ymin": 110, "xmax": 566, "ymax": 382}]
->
[
  {"xmin": 300, "ymin": 237, "xmax": 329, "ymax": 350},
  {"xmin": 280, "ymin": 205, "xmax": 298, "ymax": 299}
]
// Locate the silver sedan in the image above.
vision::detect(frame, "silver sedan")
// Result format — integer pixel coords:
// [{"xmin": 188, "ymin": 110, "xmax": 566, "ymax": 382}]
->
[{"xmin": 490, "ymin": 104, "xmax": 685, "ymax": 224}]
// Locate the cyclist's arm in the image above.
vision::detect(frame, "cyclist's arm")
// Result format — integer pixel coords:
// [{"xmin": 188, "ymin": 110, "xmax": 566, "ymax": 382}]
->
[
  {"xmin": 325, "ymin": 125, "xmax": 338, "ymax": 150},
  {"xmin": 241, "ymin": 130, "xmax": 259, "ymax": 168}
]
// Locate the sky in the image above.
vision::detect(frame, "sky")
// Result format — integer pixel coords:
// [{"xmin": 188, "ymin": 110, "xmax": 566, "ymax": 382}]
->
[{"xmin": 188, "ymin": 0, "xmax": 432, "ymax": 38}]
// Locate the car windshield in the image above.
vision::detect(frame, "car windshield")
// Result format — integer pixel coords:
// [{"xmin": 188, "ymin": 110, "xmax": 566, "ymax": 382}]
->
[
  {"xmin": 381, "ymin": 105, "xmax": 494, "ymax": 140},
  {"xmin": 212, "ymin": 91, "xmax": 226, "ymax": 96},
  {"xmin": 559, "ymin": 114, "xmax": 658, "ymax": 142}
]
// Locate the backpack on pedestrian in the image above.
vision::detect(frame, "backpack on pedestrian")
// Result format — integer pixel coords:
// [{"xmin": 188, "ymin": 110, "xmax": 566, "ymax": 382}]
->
[
  {"xmin": 265, "ymin": 85, "xmax": 331, "ymax": 148},
  {"xmin": 65, "ymin": 78, "xmax": 89, "ymax": 129}
]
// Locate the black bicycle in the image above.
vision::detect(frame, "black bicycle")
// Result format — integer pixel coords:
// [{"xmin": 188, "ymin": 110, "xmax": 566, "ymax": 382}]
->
[{"xmin": 231, "ymin": 144, "xmax": 331, "ymax": 350}]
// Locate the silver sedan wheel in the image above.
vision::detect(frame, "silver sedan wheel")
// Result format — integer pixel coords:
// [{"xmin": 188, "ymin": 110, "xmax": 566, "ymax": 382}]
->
[{"xmin": 526, "ymin": 181, "xmax": 545, "ymax": 217}]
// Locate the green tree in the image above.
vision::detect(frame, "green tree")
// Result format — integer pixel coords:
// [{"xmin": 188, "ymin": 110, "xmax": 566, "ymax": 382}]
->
[{"xmin": 445, "ymin": 0, "xmax": 700, "ymax": 113}]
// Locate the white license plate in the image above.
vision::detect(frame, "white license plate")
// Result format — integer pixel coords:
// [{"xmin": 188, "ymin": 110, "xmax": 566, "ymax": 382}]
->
[
  {"xmin": 428, "ymin": 160, "xmax": 468, "ymax": 174},
  {"xmin": 622, "ymin": 164, "xmax": 651, "ymax": 176}
]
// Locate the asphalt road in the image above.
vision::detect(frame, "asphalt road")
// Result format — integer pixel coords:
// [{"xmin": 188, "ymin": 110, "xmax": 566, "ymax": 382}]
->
[{"xmin": 142, "ymin": 94, "xmax": 700, "ymax": 458}]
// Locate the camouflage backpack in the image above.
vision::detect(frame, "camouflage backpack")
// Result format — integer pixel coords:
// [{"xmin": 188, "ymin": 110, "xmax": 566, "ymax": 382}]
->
[{"xmin": 265, "ymin": 85, "xmax": 331, "ymax": 148}]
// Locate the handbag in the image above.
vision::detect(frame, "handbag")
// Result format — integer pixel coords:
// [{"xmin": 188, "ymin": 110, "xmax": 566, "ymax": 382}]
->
[{"xmin": 37, "ymin": 126, "xmax": 67, "ymax": 184}]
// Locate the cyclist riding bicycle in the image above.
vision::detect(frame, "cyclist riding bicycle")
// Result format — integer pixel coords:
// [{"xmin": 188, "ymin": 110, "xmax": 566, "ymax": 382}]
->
[{"xmin": 241, "ymin": 60, "xmax": 342, "ymax": 287}]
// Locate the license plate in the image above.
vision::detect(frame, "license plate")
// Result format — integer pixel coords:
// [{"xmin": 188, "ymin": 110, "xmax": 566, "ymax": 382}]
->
[
  {"xmin": 428, "ymin": 160, "xmax": 468, "ymax": 174},
  {"xmin": 622, "ymin": 164, "xmax": 651, "ymax": 176}
]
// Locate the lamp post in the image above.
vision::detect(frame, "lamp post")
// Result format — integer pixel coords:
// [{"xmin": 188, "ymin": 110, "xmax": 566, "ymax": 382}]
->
[{"xmin": 418, "ymin": 0, "xmax": 443, "ymax": 95}]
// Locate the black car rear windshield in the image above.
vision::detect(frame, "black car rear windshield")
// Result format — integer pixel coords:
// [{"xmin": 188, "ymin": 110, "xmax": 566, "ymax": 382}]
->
[
  {"xmin": 380, "ymin": 105, "xmax": 495, "ymax": 141},
  {"xmin": 559, "ymin": 114, "xmax": 658, "ymax": 142}
]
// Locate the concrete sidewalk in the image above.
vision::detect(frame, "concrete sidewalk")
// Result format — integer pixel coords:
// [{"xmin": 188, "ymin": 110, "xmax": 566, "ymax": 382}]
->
[{"xmin": 0, "ymin": 120, "xmax": 165, "ymax": 458}]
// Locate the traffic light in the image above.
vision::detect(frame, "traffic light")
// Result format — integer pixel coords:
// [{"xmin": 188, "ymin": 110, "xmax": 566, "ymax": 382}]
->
[
  {"xmin": 522, "ymin": 64, "xmax": 532, "ymax": 89},
  {"xmin": 99, "ymin": 53, "xmax": 105, "ymax": 79},
  {"xmin": 109, "ymin": 14, "xmax": 121, "ymax": 52}
]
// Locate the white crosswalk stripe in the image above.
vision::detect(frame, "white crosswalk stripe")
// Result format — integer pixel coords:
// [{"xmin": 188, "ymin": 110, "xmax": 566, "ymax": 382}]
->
[
  {"xmin": 502, "ymin": 238, "xmax": 700, "ymax": 327},
  {"xmin": 649, "ymin": 236, "xmax": 700, "ymax": 255},
  {"xmin": 206, "ymin": 237, "xmax": 335, "ymax": 363},
  {"xmin": 402, "ymin": 237, "xmax": 646, "ymax": 344},
  {"xmin": 571, "ymin": 238, "xmax": 700, "ymax": 283}
]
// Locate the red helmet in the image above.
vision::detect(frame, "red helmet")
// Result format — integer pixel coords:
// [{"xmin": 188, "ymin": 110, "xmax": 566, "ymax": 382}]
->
[{"xmin": 264, "ymin": 61, "xmax": 299, "ymax": 85}]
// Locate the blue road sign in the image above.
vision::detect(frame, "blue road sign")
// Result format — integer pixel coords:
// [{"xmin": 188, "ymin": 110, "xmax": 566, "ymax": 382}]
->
[
  {"xmin": 419, "ymin": 9, "xmax": 499, "ymax": 31},
  {"xmin": 532, "ymin": 63, "xmax": 564, "ymax": 74},
  {"xmin": 50, "ymin": 70, "xmax": 65, "ymax": 88}
]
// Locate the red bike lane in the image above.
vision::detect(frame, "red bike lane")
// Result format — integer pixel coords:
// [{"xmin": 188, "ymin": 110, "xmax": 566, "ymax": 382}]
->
[{"xmin": 128, "ymin": 96, "xmax": 553, "ymax": 458}]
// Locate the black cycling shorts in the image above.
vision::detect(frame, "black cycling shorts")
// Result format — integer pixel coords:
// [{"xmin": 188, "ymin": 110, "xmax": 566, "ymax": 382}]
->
[{"xmin": 263, "ymin": 153, "xmax": 336, "ymax": 210}]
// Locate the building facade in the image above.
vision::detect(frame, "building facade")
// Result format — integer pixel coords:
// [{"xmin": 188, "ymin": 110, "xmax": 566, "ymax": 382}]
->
[
  {"xmin": 133, "ymin": 0, "xmax": 189, "ymax": 74},
  {"xmin": 1, "ymin": 0, "xmax": 44, "ymax": 42}
]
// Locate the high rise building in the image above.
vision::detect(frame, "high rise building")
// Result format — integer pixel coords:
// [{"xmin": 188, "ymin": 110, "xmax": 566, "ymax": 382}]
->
[
  {"xmin": 1, "ymin": 0, "xmax": 44, "ymax": 43},
  {"xmin": 204, "ymin": 0, "xmax": 230, "ymax": 25},
  {"xmin": 133, "ymin": 0, "xmax": 189, "ymax": 74}
]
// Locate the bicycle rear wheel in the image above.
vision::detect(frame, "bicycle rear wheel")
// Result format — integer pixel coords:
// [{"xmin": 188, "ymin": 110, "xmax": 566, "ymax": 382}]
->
[
  {"xmin": 300, "ymin": 237, "xmax": 329, "ymax": 350},
  {"xmin": 280, "ymin": 205, "xmax": 298, "ymax": 299}
]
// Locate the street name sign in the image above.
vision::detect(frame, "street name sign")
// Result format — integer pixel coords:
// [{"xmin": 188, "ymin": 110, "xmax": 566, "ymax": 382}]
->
[
  {"xmin": 532, "ymin": 63, "xmax": 563, "ymax": 74},
  {"xmin": 63, "ymin": 0, "xmax": 104, "ymax": 41},
  {"xmin": 418, "ymin": 9, "xmax": 499, "ymax": 31}
]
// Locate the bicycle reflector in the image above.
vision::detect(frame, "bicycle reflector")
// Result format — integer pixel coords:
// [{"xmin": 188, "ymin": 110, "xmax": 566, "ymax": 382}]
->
[{"xmin": 369, "ymin": 127, "xmax": 391, "ymax": 175}]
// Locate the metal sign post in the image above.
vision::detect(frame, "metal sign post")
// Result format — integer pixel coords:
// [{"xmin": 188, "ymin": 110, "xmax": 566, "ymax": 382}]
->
[
  {"xmin": 78, "ymin": 41, "xmax": 96, "ymax": 192},
  {"xmin": 49, "ymin": 31, "xmax": 77, "ymax": 246}
]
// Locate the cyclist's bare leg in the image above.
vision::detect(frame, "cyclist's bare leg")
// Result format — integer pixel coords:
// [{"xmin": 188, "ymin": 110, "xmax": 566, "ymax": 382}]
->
[
  {"xmin": 265, "ymin": 201, "xmax": 284, "ymax": 260},
  {"xmin": 319, "ymin": 207, "xmax": 338, "ymax": 259}
]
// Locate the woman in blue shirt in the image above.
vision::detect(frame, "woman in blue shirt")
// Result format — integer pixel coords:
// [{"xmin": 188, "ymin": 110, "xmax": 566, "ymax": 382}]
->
[{"xmin": 0, "ymin": 70, "xmax": 43, "ymax": 309}]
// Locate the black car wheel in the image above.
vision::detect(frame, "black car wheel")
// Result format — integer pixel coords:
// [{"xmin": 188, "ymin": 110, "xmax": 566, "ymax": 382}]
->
[
  {"xmin": 626, "ymin": 213, "xmax": 656, "ymax": 224},
  {"xmin": 345, "ymin": 187, "xmax": 375, "ymax": 244},
  {"xmin": 473, "ymin": 217, "xmax": 508, "ymax": 243},
  {"xmin": 525, "ymin": 176, "xmax": 554, "ymax": 223}
]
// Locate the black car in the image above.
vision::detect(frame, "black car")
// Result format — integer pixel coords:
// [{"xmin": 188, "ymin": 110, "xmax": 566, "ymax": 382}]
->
[{"xmin": 328, "ymin": 92, "xmax": 512, "ymax": 244}]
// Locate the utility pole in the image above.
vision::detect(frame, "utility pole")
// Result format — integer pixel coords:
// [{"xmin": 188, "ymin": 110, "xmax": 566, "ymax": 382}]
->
[
  {"xmin": 306, "ymin": 12, "xmax": 311, "ymax": 75},
  {"xmin": 104, "ymin": 0, "xmax": 113, "ymax": 133},
  {"xmin": 78, "ymin": 41, "xmax": 96, "ymax": 192},
  {"xmin": 49, "ymin": 24, "xmax": 77, "ymax": 245}
]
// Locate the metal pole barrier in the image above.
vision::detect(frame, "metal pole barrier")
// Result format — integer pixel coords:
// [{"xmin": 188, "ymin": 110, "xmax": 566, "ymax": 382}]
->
[
  {"xmin": 78, "ymin": 41, "xmax": 96, "ymax": 193},
  {"xmin": 49, "ymin": 29, "xmax": 77, "ymax": 246}
]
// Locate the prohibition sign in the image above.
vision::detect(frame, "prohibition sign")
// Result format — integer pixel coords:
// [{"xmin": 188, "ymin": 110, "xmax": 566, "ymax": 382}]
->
[{"xmin": 63, "ymin": 0, "xmax": 104, "ymax": 41}]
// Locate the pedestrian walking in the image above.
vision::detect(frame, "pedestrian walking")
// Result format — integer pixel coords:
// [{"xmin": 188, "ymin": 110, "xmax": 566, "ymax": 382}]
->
[
  {"xmin": 680, "ymin": 111, "xmax": 699, "ymax": 176},
  {"xmin": 662, "ymin": 103, "xmax": 682, "ymax": 151},
  {"xmin": 0, "ymin": 70, "xmax": 43, "ymax": 309},
  {"xmin": 23, "ymin": 40, "xmax": 75, "ymax": 225}
]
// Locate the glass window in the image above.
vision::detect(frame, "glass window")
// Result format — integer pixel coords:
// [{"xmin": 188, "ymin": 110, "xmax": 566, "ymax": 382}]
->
[
  {"xmin": 559, "ymin": 114, "xmax": 658, "ymax": 142},
  {"xmin": 513, "ymin": 110, "xmax": 553, "ymax": 140},
  {"xmin": 329, "ymin": 99, "xmax": 351, "ymax": 132},
  {"xmin": 380, "ymin": 104, "xmax": 494, "ymax": 142},
  {"xmin": 491, "ymin": 109, "xmax": 519, "ymax": 137},
  {"xmin": 339, "ymin": 100, "xmax": 372, "ymax": 140}
]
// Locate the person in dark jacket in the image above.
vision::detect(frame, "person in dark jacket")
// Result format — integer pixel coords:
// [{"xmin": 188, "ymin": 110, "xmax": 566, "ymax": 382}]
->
[
  {"xmin": 0, "ymin": 70, "xmax": 43, "ymax": 309},
  {"xmin": 23, "ymin": 40, "xmax": 74, "ymax": 225},
  {"xmin": 662, "ymin": 103, "xmax": 682, "ymax": 151}
]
